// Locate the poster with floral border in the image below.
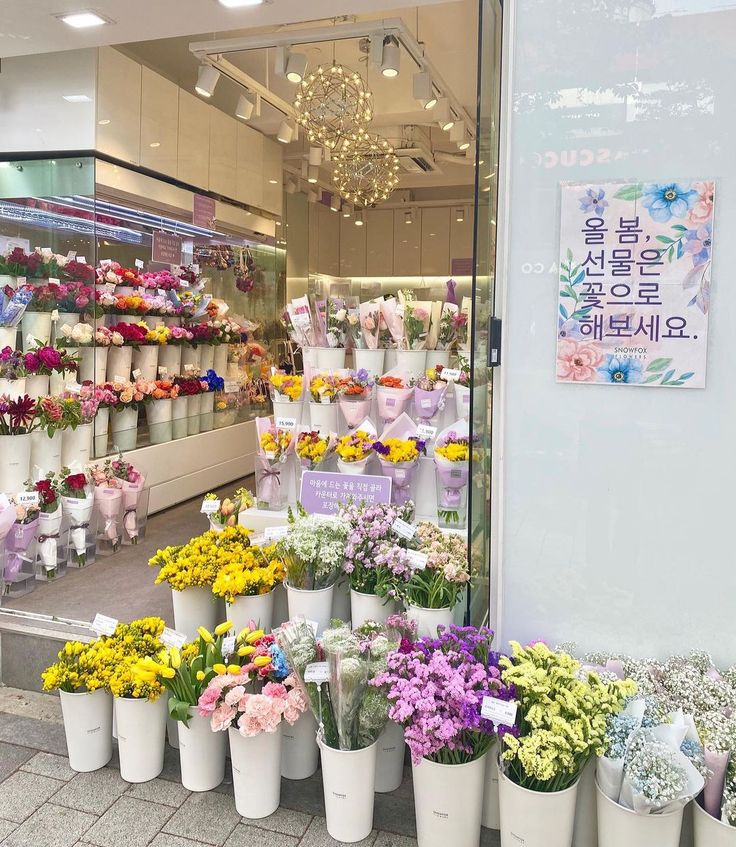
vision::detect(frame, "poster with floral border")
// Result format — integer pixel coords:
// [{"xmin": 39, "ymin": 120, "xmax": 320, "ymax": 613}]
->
[{"xmin": 557, "ymin": 180, "xmax": 714, "ymax": 388}]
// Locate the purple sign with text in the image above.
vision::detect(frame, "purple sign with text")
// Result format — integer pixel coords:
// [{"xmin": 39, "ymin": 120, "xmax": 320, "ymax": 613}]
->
[
  {"xmin": 193, "ymin": 194, "xmax": 216, "ymax": 229},
  {"xmin": 152, "ymin": 232, "xmax": 182, "ymax": 265},
  {"xmin": 299, "ymin": 471, "xmax": 392, "ymax": 516}
]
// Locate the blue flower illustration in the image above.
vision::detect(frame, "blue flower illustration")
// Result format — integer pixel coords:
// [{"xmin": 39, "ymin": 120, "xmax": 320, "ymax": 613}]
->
[
  {"xmin": 683, "ymin": 222, "xmax": 712, "ymax": 268},
  {"xmin": 579, "ymin": 188, "xmax": 609, "ymax": 216},
  {"xmin": 597, "ymin": 355, "xmax": 643, "ymax": 384},
  {"xmin": 642, "ymin": 183, "xmax": 697, "ymax": 223}
]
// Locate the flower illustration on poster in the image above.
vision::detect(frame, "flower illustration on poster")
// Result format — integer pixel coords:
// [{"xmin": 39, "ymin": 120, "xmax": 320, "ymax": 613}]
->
[{"xmin": 557, "ymin": 179, "xmax": 714, "ymax": 388}]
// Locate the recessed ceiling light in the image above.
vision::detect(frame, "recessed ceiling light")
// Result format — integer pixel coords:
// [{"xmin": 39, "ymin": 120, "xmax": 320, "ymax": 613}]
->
[
  {"xmin": 63, "ymin": 94, "xmax": 92, "ymax": 102},
  {"xmin": 58, "ymin": 11, "xmax": 111, "ymax": 28},
  {"xmin": 216, "ymin": 0, "xmax": 265, "ymax": 6},
  {"xmin": 149, "ymin": 142, "xmax": 161, "ymax": 148},
  {"xmin": 269, "ymin": 179, "xmax": 278, "ymax": 184},
  {"xmin": 98, "ymin": 119, "xmax": 111, "ymax": 125}
]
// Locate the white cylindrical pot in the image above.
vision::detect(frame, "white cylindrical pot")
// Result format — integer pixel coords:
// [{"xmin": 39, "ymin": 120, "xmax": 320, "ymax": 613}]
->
[
  {"xmin": 213, "ymin": 345, "xmax": 229, "ymax": 376},
  {"xmin": 384, "ymin": 348, "xmax": 398, "ymax": 372},
  {"xmin": 596, "ymin": 779, "xmax": 683, "ymax": 847},
  {"xmin": 0, "ymin": 325, "xmax": 17, "ymax": 349},
  {"xmin": 316, "ymin": 347, "xmax": 346, "ymax": 370},
  {"xmin": 0, "ymin": 433, "xmax": 31, "ymax": 492},
  {"xmin": 200, "ymin": 391, "xmax": 215, "ymax": 433},
  {"xmin": 61, "ymin": 423, "xmax": 92, "ymax": 468},
  {"xmin": 146, "ymin": 399, "xmax": 173, "ymax": 445},
  {"xmin": 226, "ymin": 590, "xmax": 275, "ymax": 634},
  {"xmin": 336, "ymin": 459, "xmax": 368, "ymax": 476},
  {"xmin": 0, "ymin": 377, "xmax": 26, "ymax": 401},
  {"xmin": 187, "ymin": 394, "xmax": 202, "ymax": 436},
  {"xmin": 171, "ymin": 396, "xmax": 188, "ymax": 440},
  {"xmin": 499, "ymin": 768, "xmax": 579, "ymax": 847},
  {"xmin": 111, "ymin": 407, "xmax": 138, "ymax": 452},
  {"xmin": 94, "ymin": 406, "xmax": 109, "ymax": 458},
  {"xmin": 350, "ymin": 589, "xmax": 396, "ymax": 628},
  {"xmin": 425, "ymin": 350, "xmax": 451, "ymax": 369},
  {"xmin": 55, "ymin": 312, "xmax": 80, "ymax": 339},
  {"xmin": 572, "ymin": 758, "xmax": 597, "ymax": 847},
  {"xmin": 693, "ymin": 801, "xmax": 736, "ymax": 847},
  {"xmin": 24, "ymin": 374, "xmax": 50, "ymax": 400},
  {"xmin": 309, "ymin": 402, "xmax": 339, "ymax": 435},
  {"xmin": 281, "ymin": 710, "xmax": 319, "ymax": 781},
  {"xmin": 395, "ymin": 349, "xmax": 427, "ymax": 380},
  {"xmin": 455, "ymin": 385, "xmax": 471, "ymax": 420},
  {"xmin": 158, "ymin": 345, "xmax": 182, "ymax": 378},
  {"xmin": 178, "ymin": 710, "xmax": 226, "ymax": 792},
  {"xmin": 115, "ymin": 695, "xmax": 167, "ymax": 783},
  {"xmin": 413, "ymin": 753, "xmax": 486, "ymax": 847},
  {"xmin": 132, "ymin": 345, "xmax": 159, "ymax": 381},
  {"xmin": 199, "ymin": 345, "xmax": 215, "ymax": 373},
  {"xmin": 78, "ymin": 347, "xmax": 108, "ymax": 385},
  {"xmin": 106, "ymin": 345, "xmax": 133, "ymax": 383},
  {"xmin": 353, "ymin": 348, "xmax": 385, "ymax": 375},
  {"xmin": 230, "ymin": 725, "xmax": 283, "ymax": 819},
  {"xmin": 180, "ymin": 345, "xmax": 201, "ymax": 373},
  {"xmin": 21, "ymin": 311, "xmax": 53, "ymax": 350},
  {"xmin": 30, "ymin": 429, "xmax": 62, "ymax": 476},
  {"xmin": 482, "ymin": 741, "xmax": 501, "ymax": 830},
  {"xmin": 319, "ymin": 737, "xmax": 378, "ymax": 843},
  {"xmin": 406, "ymin": 604, "xmax": 454, "ymax": 639},
  {"xmin": 59, "ymin": 689, "xmax": 113, "ymax": 773},
  {"xmin": 332, "ymin": 578, "xmax": 351, "ymax": 623},
  {"xmin": 171, "ymin": 585, "xmax": 220, "ymax": 642},
  {"xmin": 272, "ymin": 582, "xmax": 290, "ymax": 629},
  {"xmin": 167, "ymin": 714, "xmax": 179, "ymax": 749},
  {"xmin": 375, "ymin": 721, "xmax": 405, "ymax": 794},
  {"xmin": 286, "ymin": 582, "xmax": 335, "ymax": 635},
  {"xmin": 272, "ymin": 399, "xmax": 302, "ymax": 425}
]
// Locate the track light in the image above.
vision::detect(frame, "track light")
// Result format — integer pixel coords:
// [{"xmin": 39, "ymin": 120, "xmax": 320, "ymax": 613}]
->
[
  {"xmin": 235, "ymin": 94, "xmax": 254, "ymax": 121},
  {"xmin": 285, "ymin": 178, "xmax": 297, "ymax": 195},
  {"xmin": 412, "ymin": 70, "xmax": 437, "ymax": 111},
  {"xmin": 458, "ymin": 134, "xmax": 471, "ymax": 151},
  {"xmin": 354, "ymin": 210, "xmax": 365, "ymax": 226},
  {"xmin": 450, "ymin": 121, "xmax": 465, "ymax": 144},
  {"xmin": 277, "ymin": 120, "xmax": 294, "ymax": 144},
  {"xmin": 308, "ymin": 147, "xmax": 323, "ymax": 167},
  {"xmin": 195, "ymin": 65, "xmax": 220, "ymax": 99},
  {"xmin": 285, "ymin": 52, "xmax": 308, "ymax": 84},
  {"xmin": 342, "ymin": 203, "xmax": 352, "ymax": 218},
  {"xmin": 307, "ymin": 166, "xmax": 319, "ymax": 184},
  {"xmin": 330, "ymin": 195, "xmax": 340, "ymax": 213},
  {"xmin": 308, "ymin": 190, "xmax": 318, "ymax": 204},
  {"xmin": 381, "ymin": 35, "xmax": 400, "ymax": 78},
  {"xmin": 404, "ymin": 209, "xmax": 414, "ymax": 225},
  {"xmin": 434, "ymin": 98, "xmax": 454, "ymax": 131},
  {"xmin": 455, "ymin": 208, "xmax": 465, "ymax": 223}
]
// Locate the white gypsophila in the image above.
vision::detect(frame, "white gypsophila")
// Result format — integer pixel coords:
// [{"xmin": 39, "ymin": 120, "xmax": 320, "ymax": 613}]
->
[
  {"xmin": 625, "ymin": 738, "xmax": 688, "ymax": 805},
  {"xmin": 698, "ymin": 710, "xmax": 736, "ymax": 754},
  {"xmin": 281, "ymin": 515, "xmax": 348, "ymax": 588}
]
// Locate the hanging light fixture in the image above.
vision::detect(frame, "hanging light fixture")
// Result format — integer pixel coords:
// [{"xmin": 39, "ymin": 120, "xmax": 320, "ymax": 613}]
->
[
  {"xmin": 342, "ymin": 203, "xmax": 353, "ymax": 218},
  {"xmin": 332, "ymin": 132, "xmax": 400, "ymax": 207},
  {"xmin": 308, "ymin": 146, "xmax": 323, "ymax": 166},
  {"xmin": 434, "ymin": 98, "xmax": 454, "ymax": 131},
  {"xmin": 195, "ymin": 65, "xmax": 220, "ymax": 98},
  {"xmin": 235, "ymin": 94, "xmax": 255, "ymax": 121},
  {"xmin": 404, "ymin": 209, "xmax": 414, "ymax": 225},
  {"xmin": 412, "ymin": 70, "xmax": 437, "ymax": 110},
  {"xmin": 455, "ymin": 208, "xmax": 465, "ymax": 223},
  {"xmin": 458, "ymin": 133, "xmax": 471, "ymax": 151},
  {"xmin": 307, "ymin": 166, "xmax": 319, "ymax": 184},
  {"xmin": 285, "ymin": 52, "xmax": 308, "ymax": 84},
  {"xmin": 380, "ymin": 35, "xmax": 400, "ymax": 78},
  {"xmin": 354, "ymin": 209, "xmax": 365, "ymax": 226},
  {"xmin": 330, "ymin": 195, "xmax": 340, "ymax": 212},
  {"xmin": 277, "ymin": 120, "xmax": 294, "ymax": 144}
]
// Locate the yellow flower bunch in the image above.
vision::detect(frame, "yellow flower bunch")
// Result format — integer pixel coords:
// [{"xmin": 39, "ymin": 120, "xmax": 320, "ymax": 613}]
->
[
  {"xmin": 149, "ymin": 526, "xmax": 253, "ymax": 591},
  {"xmin": 144, "ymin": 323, "xmax": 171, "ymax": 345},
  {"xmin": 374, "ymin": 437, "xmax": 420, "ymax": 464},
  {"xmin": 296, "ymin": 431, "xmax": 331, "ymax": 464},
  {"xmin": 110, "ymin": 652, "xmax": 170, "ymax": 700},
  {"xmin": 335, "ymin": 430, "xmax": 374, "ymax": 462},
  {"xmin": 435, "ymin": 441, "xmax": 470, "ymax": 462},
  {"xmin": 270, "ymin": 371, "xmax": 303, "ymax": 401},
  {"xmin": 309, "ymin": 374, "xmax": 339, "ymax": 403},
  {"xmin": 259, "ymin": 428, "xmax": 293, "ymax": 459},
  {"xmin": 499, "ymin": 641, "xmax": 637, "ymax": 791},
  {"xmin": 211, "ymin": 543, "xmax": 286, "ymax": 602}
]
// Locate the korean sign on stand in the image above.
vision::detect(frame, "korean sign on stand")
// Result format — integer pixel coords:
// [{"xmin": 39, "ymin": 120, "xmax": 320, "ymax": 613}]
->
[
  {"xmin": 556, "ymin": 180, "xmax": 714, "ymax": 388},
  {"xmin": 300, "ymin": 471, "xmax": 391, "ymax": 516}
]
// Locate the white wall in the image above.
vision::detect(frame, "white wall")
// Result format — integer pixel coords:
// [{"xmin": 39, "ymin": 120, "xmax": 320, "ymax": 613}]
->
[{"xmin": 497, "ymin": 0, "xmax": 736, "ymax": 665}]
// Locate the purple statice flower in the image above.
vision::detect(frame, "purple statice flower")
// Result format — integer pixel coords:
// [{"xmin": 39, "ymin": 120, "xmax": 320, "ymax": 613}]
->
[{"xmin": 372, "ymin": 440, "xmax": 390, "ymax": 456}]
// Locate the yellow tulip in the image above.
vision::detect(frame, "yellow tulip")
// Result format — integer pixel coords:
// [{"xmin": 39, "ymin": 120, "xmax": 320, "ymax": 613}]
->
[
  {"xmin": 160, "ymin": 667, "xmax": 176, "ymax": 679},
  {"xmin": 169, "ymin": 648, "xmax": 181, "ymax": 669},
  {"xmin": 198, "ymin": 627, "xmax": 214, "ymax": 643},
  {"xmin": 237, "ymin": 627, "xmax": 251, "ymax": 641},
  {"xmin": 253, "ymin": 655, "xmax": 271, "ymax": 668},
  {"xmin": 213, "ymin": 663, "xmax": 227, "ymax": 675},
  {"xmin": 238, "ymin": 645, "xmax": 255, "ymax": 657},
  {"xmin": 214, "ymin": 621, "xmax": 233, "ymax": 637},
  {"xmin": 196, "ymin": 671, "xmax": 205, "ymax": 681},
  {"xmin": 226, "ymin": 665, "xmax": 241, "ymax": 674},
  {"xmin": 245, "ymin": 629, "xmax": 265, "ymax": 644}
]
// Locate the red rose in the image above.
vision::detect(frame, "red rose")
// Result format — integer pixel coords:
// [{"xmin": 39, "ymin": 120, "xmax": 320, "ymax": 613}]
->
[
  {"xmin": 66, "ymin": 473, "xmax": 87, "ymax": 491},
  {"xmin": 35, "ymin": 479, "xmax": 57, "ymax": 506}
]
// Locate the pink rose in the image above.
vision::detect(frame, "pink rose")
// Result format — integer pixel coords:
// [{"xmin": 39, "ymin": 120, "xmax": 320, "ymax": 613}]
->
[
  {"xmin": 556, "ymin": 339, "xmax": 603, "ymax": 382},
  {"xmin": 688, "ymin": 181, "xmax": 714, "ymax": 226}
]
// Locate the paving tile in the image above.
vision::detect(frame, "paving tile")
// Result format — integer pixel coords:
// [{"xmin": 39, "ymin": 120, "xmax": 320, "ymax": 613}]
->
[
  {"xmin": 246, "ymin": 807, "xmax": 312, "ymax": 838},
  {"xmin": 149, "ymin": 835, "xmax": 213, "ymax": 847},
  {"xmin": 52, "ymin": 768, "xmax": 129, "ymax": 815},
  {"xmin": 299, "ymin": 817, "xmax": 377, "ymax": 847},
  {"xmin": 279, "ymin": 772, "xmax": 325, "ymax": 817},
  {"xmin": 373, "ymin": 792, "xmax": 416, "ymax": 838},
  {"xmin": 84, "ymin": 796, "xmax": 174, "ymax": 847},
  {"xmin": 21, "ymin": 751, "xmax": 76, "ymax": 781},
  {"xmin": 0, "ymin": 771, "xmax": 64, "ymax": 822},
  {"xmin": 0, "ymin": 819, "xmax": 17, "ymax": 839},
  {"xmin": 0, "ymin": 712, "xmax": 68, "ymax": 755},
  {"xmin": 480, "ymin": 827, "xmax": 502, "ymax": 847},
  {"xmin": 126, "ymin": 777, "xmax": 190, "ymax": 808},
  {"xmin": 2, "ymin": 802, "xmax": 97, "ymax": 847},
  {"xmin": 163, "ymin": 792, "xmax": 241, "ymax": 846},
  {"xmin": 224, "ymin": 824, "xmax": 298, "ymax": 847},
  {"xmin": 156, "ymin": 746, "xmax": 182, "ymax": 784},
  {"xmin": 373, "ymin": 834, "xmax": 417, "ymax": 847},
  {"xmin": 0, "ymin": 741, "xmax": 33, "ymax": 781}
]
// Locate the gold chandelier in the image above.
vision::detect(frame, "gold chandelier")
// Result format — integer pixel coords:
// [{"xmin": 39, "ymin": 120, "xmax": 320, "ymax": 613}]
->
[
  {"xmin": 293, "ymin": 63, "xmax": 373, "ymax": 149},
  {"xmin": 332, "ymin": 132, "xmax": 400, "ymax": 207}
]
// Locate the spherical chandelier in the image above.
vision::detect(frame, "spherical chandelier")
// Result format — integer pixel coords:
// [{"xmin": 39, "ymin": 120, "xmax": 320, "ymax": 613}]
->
[
  {"xmin": 293, "ymin": 63, "xmax": 373, "ymax": 149},
  {"xmin": 332, "ymin": 132, "xmax": 400, "ymax": 207}
]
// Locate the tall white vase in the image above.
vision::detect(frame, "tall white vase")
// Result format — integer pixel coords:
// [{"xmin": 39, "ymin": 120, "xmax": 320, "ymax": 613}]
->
[
  {"xmin": 77, "ymin": 347, "xmax": 108, "ymax": 385},
  {"xmin": 286, "ymin": 583, "xmax": 335, "ymax": 635},
  {"xmin": 24, "ymin": 374, "xmax": 49, "ymax": 400},
  {"xmin": 178, "ymin": 710, "xmax": 226, "ymax": 791},
  {"xmin": 146, "ymin": 398, "xmax": 173, "ymax": 444},
  {"xmin": 230, "ymin": 725, "xmax": 283, "ymax": 819},
  {"xmin": 157, "ymin": 345, "xmax": 182, "ymax": 378},
  {"xmin": 482, "ymin": 740, "xmax": 501, "ymax": 830},
  {"xmin": 59, "ymin": 689, "xmax": 113, "ymax": 773},
  {"xmin": 281, "ymin": 710, "xmax": 319, "ymax": 780},
  {"xmin": 171, "ymin": 585, "xmax": 221, "ymax": 641},
  {"xmin": 171, "ymin": 396, "xmax": 188, "ymax": 440},
  {"xmin": 30, "ymin": 429, "xmax": 62, "ymax": 476},
  {"xmin": 455, "ymin": 384, "xmax": 471, "ymax": 419},
  {"xmin": 187, "ymin": 394, "xmax": 202, "ymax": 436},
  {"xmin": 395, "ymin": 349, "xmax": 427, "ymax": 380},
  {"xmin": 0, "ymin": 377, "xmax": 26, "ymax": 401},
  {"xmin": 272, "ymin": 399, "xmax": 302, "ymax": 425},
  {"xmin": 413, "ymin": 753, "xmax": 487, "ymax": 847},
  {"xmin": 353, "ymin": 348, "xmax": 385, "ymax": 376},
  {"xmin": 375, "ymin": 721, "xmax": 405, "ymax": 793},
  {"xmin": 200, "ymin": 391, "xmax": 215, "ymax": 432},
  {"xmin": 110, "ymin": 407, "xmax": 138, "ymax": 452},
  {"xmin": 180, "ymin": 345, "xmax": 201, "ymax": 374},
  {"xmin": 692, "ymin": 801, "xmax": 736, "ymax": 847},
  {"xmin": 213, "ymin": 344, "xmax": 229, "ymax": 376},
  {"xmin": 350, "ymin": 590, "xmax": 396, "ymax": 628},
  {"xmin": 21, "ymin": 311, "xmax": 52, "ymax": 350},
  {"xmin": 94, "ymin": 407, "xmax": 109, "ymax": 457},
  {"xmin": 499, "ymin": 768, "xmax": 579, "ymax": 847},
  {"xmin": 425, "ymin": 350, "xmax": 451, "ymax": 370},
  {"xmin": 0, "ymin": 433, "xmax": 31, "ymax": 492},
  {"xmin": 61, "ymin": 423, "xmax": 93, "ymax": 468},
  {"xmin": 309, "ymin": 401, "xmax": 339, "ymax": 435},
  {"xmin": 114, "ymin": 696, "xmax": 167, "ymax": 784},
  {"xmin": 573, "ymin": 758, "xmax": 598, "ymax": 847},
  {"xmin": 319, "ymin": 737, "xmax": 378, "ymax": 843},
  {"xmin": 315, "ymin": 347, "xmax": 346, "ymax": 370},
  {"xmin": 106, "ymin": 345, "xmax": 133, "ymax": 382},
  {"xmin": 595, "ymin": 780, "xmax": 683, "ymax": 847},
  {"xmin": 226, "ymin": 590, "xmax": 275, "ymax": 633},
  {"xmin": 132, "ymin": 345, "xmax": 159, "ymax": 381},
  {"xmin": 406, "ymin": 603, "xmax": 454, "ymax": 639},
  {"xmin": 0, "ymin": 325, "xmax": 17, "ymax": 349},
  {"xmin": 199, "ymin": 345, "xmax": 215, "ymax": 373}
]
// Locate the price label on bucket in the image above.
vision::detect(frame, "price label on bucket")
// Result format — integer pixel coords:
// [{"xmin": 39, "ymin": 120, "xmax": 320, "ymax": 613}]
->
[
  {"xmin": 222, "ymin": 635, "xmax": 236, "ymax": 656},
  {"xmin": 161, "ymin": 627, "xmax": 187, "ymax": 649},
  {"xmin": 135, "ymin": 259, "xmax": 144, "ymax": 269},
  {"xmin": 132, "ymin": 369, "xmax": 142, "ymax": 380},
  {"xmin": 481, "ymin": 696, "xmax": 518, "ymax": 727},
  {"xmin": 442, "ymin": 368, "xmax": 461, "ymax": 382},
  {"xmin": 17, "ymin": 491, "xmax": 39, "ymax": 507},
  {"xmin": 264, "ymin": 525, "xmax": 289, "ymax": 542},
  {"xmin": 391, "ymin": 518, "xmax": 415, "ymax": 540},
  {"xmin": 158, "ymin": 366, "xmax": 168, "ymax": 377},
  {"xmin": 416, "ymin": 424, "xmax": 437, "ymax": 441},
  {"xmin": 91, "ymin": 613, "xmax": 118, "ymax": 637},
  {"xmin": 304, "ymin": 662, "xmax": 329, "ymax": 684},
  {"xmin": 201, "ymin": 499, "xmax": 220, "ymax": 514},
  {"xmin": 276, "ymin": 417, "xmax": 297, "ymax": 430},
  {"xmin": 405, "ymin": 550, "xmax": 428, "ymax": 571}
]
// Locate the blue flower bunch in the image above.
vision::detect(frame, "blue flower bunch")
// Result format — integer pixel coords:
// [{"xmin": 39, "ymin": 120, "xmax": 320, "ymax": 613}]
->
[{"xmin": 203, "ymin": 369, "xmax": 224, "ymax": 392}]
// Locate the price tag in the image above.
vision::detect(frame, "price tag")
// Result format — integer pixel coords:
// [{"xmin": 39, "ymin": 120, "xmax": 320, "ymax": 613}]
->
[
  {"xmin": 291, "ymin": 312, "xmax": 311, "ymax": 328},
  {"xmin": 135, "ymin": 259, "xmax": 144, "ymax": 269},
  {"xmin": 113, "ymin": 374, "xmax": 127, "ymax": 384},
  {"xmin": 276, "ymin": 416, "xmax": 297, "ymax": 430},
  {"xmin": 201, "ymin": 498, "xmax": 220, "ymax": 514},
  {"xmin": 132, "ymin": 368, "xmax": 142, "ymax": 379},
  {"xmin": 394, "ymin": 469, "xmax": 406, "ymax": 481},
  {"xmin": 222, "ymin": 635, "xmax": 236, "ymax": 656},
  {"xmin": 179, "ymin": 279, "xmax": 189, "ymax": 288},
  {"xmin": 392, "ymin": 518, "xmax": 415, "ymax": 540},
  {"xmin": 264, "ymin": 525, "xmax": 289, "ymax": 542},
  {"xmin": 481, "ymin": 696, "xmax": 518, "ymax": 727},
  {"xmin": 65, "ymin": 383, "xmax": 81, "ymax": 394},
  {"xmin": 442, "ymin": 368, "xmax": 462, "ymax": 382},
  {"xmin": 304, "ymin": 661, "xmax": 329, "ymax": 683},
  {"xmin": 17, "ymin": 491, "xmax": 39, "ymax": 507},
  {"xmin": 420, "ymin": 398, "xmax": 432, "ymax": 409},
  {"xmin": 249, "ymin": 534, "xmax": 266, "ymax": 546},
  {"xmin": 48, "ymin": 277, "xmax": 60, "ymax": 286},
  {"xmin": 77, "ymin": 256, "xmax": 86, "ymax": 264},
  {"xmin": 158, "ymin": 366, "xmax": 168, "ymax": 377},
  {"xmin": 51, "ymin": 309, "xmax": 59, "ymax": 321},
  {"xmin": 224, "ymin": 380, "xmax": 240, "ymax": 393},
  {"xmin": 161, "ymin": 627, "xmax": 187, "ymax": 649},
  {"xmin": 416, "ymin": 424, "xmax": 437, "ymax": 441},
  {"xmin": 91, "ymin": 613, "xmax": 118, "ymax": 637},
  {"xmin": 104, "ymin": 282, "xmax": 116, "ymax": 293},
  {"xmin": 406, "ymin": 549, "xmax": 428, "ymax": 571},
  {"xmin": 66, "ymin": 250, "xmax": 77, "ymax": 259},
  {"xmin": 17, "ymin": 276, "xmax": 26, "ymax": 285},
  {"xmin": 184, "ymin": 364, "xmax": 196, "ymax": 374}
]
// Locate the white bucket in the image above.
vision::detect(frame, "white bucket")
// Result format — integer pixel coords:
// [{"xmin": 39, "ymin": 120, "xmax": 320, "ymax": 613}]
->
[
  {"xmin": 336, "ymin": 458, "xmax": 369, "ymax": 475},
  {"xmin": 61, "ymin": 423, "xmax": 92, "ymax": 468},
  {"xmin": 181, "ymin": 345, "xmax": 201, "ymax": 374},
  {"xmin": 158, "ymin": 345, "xmax": 182, "ymax": 378},
  {"xmin": 132, "ymin": 345, "xmax": 159, "ymax": 381},
  {"xmin": 24, "ymin": 374, "xmax": 49, "ymax": 400},
  {"xmin": 106, "ymin": 345, "xmax": 133, "ymax": 383},
  {"xmin": 171, "ymin": 585, "xmax": 221, "ymax": 642},
  {"xmin": 0, "ymin": 433, "xmax": 31, "ymax": 492},
  {"xmin": 425, "ymin": 350, "xmax": 451, "ymax": 370},
  {"xmin": 315, "ymin": 347, "xmax": 346, "ymax": 370},
  {"xmin": 230, "ymin": 724, "xmax": 283, "ymax": 819},
  {"xmin": 375, "ymin": 721, "xmax": 405, "ymax": 794},
  {"xmin": 167, "ymin": 714, "xmax": 179, "ymax": 749},
  {"xmin": 350, "ymin": 589, "xmax": 396, "ymax": 628},
  {"xmin": 319, "ymin": 736, "xmax": 378, "ymax": 843},
  {"xmin": 114, "ymin": 695, "xmax": 167, "ymax": 783},
  {"xmin": 353, "ymin": 348, "xmax": 385, "ymax": 376},
  {"xmin": 162, "ymin": 316, "xmax": 181, "ymax": 328},
  {"xmin": 405, "ymin": 603, "xmax": 454, "ymax": 639},
  {"xmin": 187, "ymin": 393, "xmax": 202, "ymax": 436},
  {"xmin": 286, "ymin": 582, "xmax": 335, "ymax": 635},
  {"xmin": 213, "ymin": 344, "xmax": 229, "ymax": 376},
  {"xmin": 0, "ymin": 377, "xmax": 26, "ymax": 401},
  {"xmin": 200, "ymin": 345, "xmax": 215, "ymax": 373},
  {"xmin": 226, "ymin": 590, "xmax": 275, "ymax": 633},
  {"xmin": 178, "ymin": 710, "xmax": 226, "ymax": 792},
  {"xmin": 111, "ymin": 407, "xmax": 138, "ymax": 452},
  {"xmin": 395, "ymin": 349, "xmax": 427, "ymax": 380},
  {"xmin": 455, "ymin": 384, "xmax": 471, "ymax": 420},
  {"xmin": 499, "ymin": 767, "xmax": 579, "ymax": 847},
  {"xmin": 272, "ymin": 582, "xmax": 290, "ymax": 629},
  {"xmin": 309, "ymin": 401, "xmax": 339, "ymax": 436},
  {"xmin": 573, "ymin": 758, "xmax": 598, "ymax": 847},
  {"xmin": 30, "ymin": 429, "xmax": 62, "ymax": 476},
  {"xmin": 281, "ymin": 709, "xmax": 319, "ymax": 781},
  {"xmin": 94, "ymin": 406, "xmax": 109, "ymax": 458},
  {"xmin": 172, "ymin": 395, "xmax": 188, "ymax": 440},
  {"xmin": 21, "ymin": 311, "xmax": 52, "ymax": 350},
  {"xmin": 331, "ymin": 578, "xmax": 351, "ymax": 623},
  {"xmin": 693, "ymin": 801, "xmax": 736, "ymax": 847},
  {"xmin": 413, "ymin": 753, "xmax": 486, "ymax": 847},
  {"xmin": 146, "ymin": 398, "xmax": 173, "ymax": 445},
  {"xmin": 272, "ymin": 399, "xmax": 302, "ymax": 425},
  {"xmin": 59, "ymin": 688, "xmax": 113, "ymax": 772},
  {"xmin": 595, "ymin": 779, "xmax": 683, "ymax": 847},
  {"xmin": 482, "ymin": 741, "xmax": 501, "ymax": 830},
  {"xmin": 200, "ymin": 391, "xmax": 215, "ymax": 433},
  {"xmin": 0, "ymin": 325, "xmax": 17, "ymax": 349},
  {"xmin": 78, "ymin": 346, "xmax": 108, "ymax": 385}
]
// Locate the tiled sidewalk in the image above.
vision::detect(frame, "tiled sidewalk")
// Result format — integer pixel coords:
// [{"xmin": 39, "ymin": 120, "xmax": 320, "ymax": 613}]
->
[{"xmin": 0, "ymin": 691, "xmax": 501, "ymax": 847}]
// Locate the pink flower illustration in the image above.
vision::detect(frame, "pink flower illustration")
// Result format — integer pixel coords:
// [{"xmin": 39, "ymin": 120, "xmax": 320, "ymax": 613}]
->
[
  {"xmin": 688, "ymin": 181, "xmax": 714, "ymax": 225},
  {"xmin": 557, "ymin": 339, "xmax": 603, "ymax": 382}
]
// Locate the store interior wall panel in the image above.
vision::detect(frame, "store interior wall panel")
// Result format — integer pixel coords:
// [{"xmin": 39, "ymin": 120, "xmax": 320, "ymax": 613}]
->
[
  {"xmin": 140, "ymin": 66, "xmax": 179, "ymax": 179},
  {"xmin": 96, "ymin": 47, "xmax": 142, "ymax": 167},
  {"xmin": 177, "ymin": 89, "xmax": 211, "ymax": 190}
]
